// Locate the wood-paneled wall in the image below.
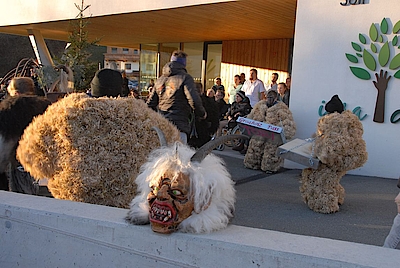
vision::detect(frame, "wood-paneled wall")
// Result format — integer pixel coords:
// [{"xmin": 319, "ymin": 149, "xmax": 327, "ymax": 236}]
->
[{"xmin": 222, "ymin": 39, "xmax": 292, "ymax": 72}]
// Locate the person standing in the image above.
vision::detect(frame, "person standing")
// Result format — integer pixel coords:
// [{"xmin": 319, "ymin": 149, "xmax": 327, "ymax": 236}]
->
[
  {"xmin": 228, "ymin": 74, "xmax": 243, "ymax": 104},
  {"xmin": 147, "ymin": 79, "xmax": 155, "ymax": 92},
  {"xmin": 121, "ymin": 70, "xmax": 130, "ymax": 97},
  {"xmin": 277, "ymin": 82, "xmax": 290, "ymax": 107},
  {"xmin": 7, "ymin": 77, "xmax": 35, "ymax": 96},
  {"xmin": 215, "ymin": 89, "xmax": 229, "ymax": 121},
  {"xmin": 147, "ymin": 50, "xmax": 206, "ymax": 144},
  {"xmin": 240, "ymin": 73, "xmax": 246, "ymax": 85},
  {"xmin": 90, "ymin": 69, "xmax": 123, "ymax": 98},
  {"xmin": 242, "ymin": 68, "xmax": 266, "ymax": 108},
  {"xmin": 286, "ymin": 75, "xmax": 291, "ymax": 91},
  {"xmin": 266, "ymin": 72, "xmax": 279, "ymax": 92},
  {"xmin": 188, "ymin": 83, "xmax": 219, "ymax": 148},
  {"xmin": 212, "ymin": 77, "xmax": 225, "ymax": 94}
]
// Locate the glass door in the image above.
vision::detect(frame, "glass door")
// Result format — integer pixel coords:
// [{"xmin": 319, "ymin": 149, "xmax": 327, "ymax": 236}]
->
[{"xmin": 204, "ymin": 42, "xmax": 222, "ymax": 91}]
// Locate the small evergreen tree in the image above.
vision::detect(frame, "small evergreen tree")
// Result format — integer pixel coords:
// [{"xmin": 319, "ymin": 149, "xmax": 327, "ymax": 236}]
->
[{"xmin": 59, "ymin": 0, "xmax": 99, "ymax": 92}]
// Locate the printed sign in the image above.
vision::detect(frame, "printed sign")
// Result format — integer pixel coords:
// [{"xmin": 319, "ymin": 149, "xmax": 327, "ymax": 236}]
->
[
  {"xmin": 340, "ymin": 0, "xmax": 366, "ymax": 6},
  {"xmin": 236, "ymin": 117, "xmax": 283, "ymax": 133},
  {"xmin": 236, "ymin": 117, "xmax": 286, "ymax": 144}
]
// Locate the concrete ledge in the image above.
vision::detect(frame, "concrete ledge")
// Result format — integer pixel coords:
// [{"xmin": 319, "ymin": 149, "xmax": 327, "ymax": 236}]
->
[{"xmin": 0, "ymin": 191, "xmax": 399, "ymax": 268}]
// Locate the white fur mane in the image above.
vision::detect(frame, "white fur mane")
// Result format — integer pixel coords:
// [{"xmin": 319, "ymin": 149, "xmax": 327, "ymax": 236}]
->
[{"xmin": 127, "ymin": 142, "xmax": 236, "ymax": 233}]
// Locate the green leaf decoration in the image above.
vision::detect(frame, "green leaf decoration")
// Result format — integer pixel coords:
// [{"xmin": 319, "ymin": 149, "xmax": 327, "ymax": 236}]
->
[
  {"xmin": 359, "ymin": 34, "xmax": 367, "ymax": 44},
  {"xmin": 379, "ymin": 42, "xmax": 390, "ymax": 66},
  {"xmin": 381, "ymin": 18, "xmax": 389, "ymax": 34},
  {"xmin": 356, "ymin": 53, "xmax": 362, "ymax": 57},
  {"xmin": 393, "ymin": 20, "xmax": 400, "ymax": 33},
  {"xmin": 371, "ymin": 43, "xmax": 377, "ymax": 53},
  {"xmin": 350, "ymin": 66, "xmax": 371, "ymax": 80},
  {"xmin": 351, "ymin": 42, "xmax": 362, "ymax": 52},
  {"xmin": 378, "ymin": 35, "xmax": 384, "ymax": 42},
  {"xmin": 346, "ymin": 53, "xmax": 358, "ymax": 63},
  {"xmin": 394, "ymin": 70, "xmax": 400, "ymax": 79},
  {"xmin": 393, "ymin": 36, "xmax": 399, "ymax": 46},
  {"xmin": 370, "ymin": 23, "xmax": 378, "ymax": 41},
  {"xmin": 363, "ymin": 49, "xmax": 376, "ymax": 71},
  {"xmin": 389, "ymin": 53, "xmax": 400, "ymax": 69}
]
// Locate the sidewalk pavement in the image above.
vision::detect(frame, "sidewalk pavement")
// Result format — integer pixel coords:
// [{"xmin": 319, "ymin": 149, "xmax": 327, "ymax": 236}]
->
[{"xmin": 213, "ymin": 146, "xmax": 400, "ymax": 248}]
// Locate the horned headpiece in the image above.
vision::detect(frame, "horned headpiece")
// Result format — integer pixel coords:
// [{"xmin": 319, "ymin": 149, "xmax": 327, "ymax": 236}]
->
[{"xmin": 126, "ymin": 129, "xmax": 248, "ymax": 234}]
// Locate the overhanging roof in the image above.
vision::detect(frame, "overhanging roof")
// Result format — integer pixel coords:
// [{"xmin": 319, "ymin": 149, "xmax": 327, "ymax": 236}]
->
[{"xmin": 0, "ymin": 0, "xmax": 297, "ymax": 48}]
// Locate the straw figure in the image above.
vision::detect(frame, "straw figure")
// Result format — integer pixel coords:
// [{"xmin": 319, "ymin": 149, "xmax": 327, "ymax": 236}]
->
[
  {"xmin": 300, "ymin": 95, "xmax": 368, "ymax": 213},
  {"xmin": 127, "ymin": 130, "xmax": 246, "ymax": 234},
  {"xmin": 17, "ymin": 93, "xmax": 180, "ymax": 208},
  {"xmin": 244, "ymin": 91, "xmax": 296, "ymax": 172}
]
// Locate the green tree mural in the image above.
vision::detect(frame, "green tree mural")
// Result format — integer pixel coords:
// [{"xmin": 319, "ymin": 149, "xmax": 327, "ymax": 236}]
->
[{"xmin": 346, "ymin": 18, "xmax": 400, "ymax": 123}]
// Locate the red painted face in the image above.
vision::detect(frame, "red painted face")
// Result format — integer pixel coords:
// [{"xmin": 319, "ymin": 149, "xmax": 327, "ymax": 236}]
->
[{"xmin": 147, "ymin": 172, "xmax": 194, "ymax": 233}]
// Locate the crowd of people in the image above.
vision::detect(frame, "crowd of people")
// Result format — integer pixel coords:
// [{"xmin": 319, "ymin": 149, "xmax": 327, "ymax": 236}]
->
[
  {"xmin": 0, "ymin": 51, "xmax": 292, "ymax": 166},
  {"xmin": 2, "ymin": 50, "xmax": 400, "ymax": 249}
]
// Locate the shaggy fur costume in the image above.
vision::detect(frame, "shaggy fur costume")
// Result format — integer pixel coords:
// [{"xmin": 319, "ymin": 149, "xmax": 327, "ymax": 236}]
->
[
  {"xmin": 0, "ymin": 95, "xmax": 51, "ymax": 191},
  {"xmin": 300, "ymin": 110, "xmax": 368, "ymax": 213},
  {"xmin": 126, "ymin": 142, "xmax": 235, "ymax": 233},
  {"xmin": 244, "ymin": 101, "xmax": 296, "ymax": 172},
  {"xmin": 17, "ymin": 93, "xmax": 180, "ymax": 208}
]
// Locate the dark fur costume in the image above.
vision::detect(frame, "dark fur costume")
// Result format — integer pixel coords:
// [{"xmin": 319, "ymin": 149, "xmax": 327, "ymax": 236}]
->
[
  {"xmin": 188, "ymin": 95, "xmax": 219, "ymax": 148},
  {"xmin": 0, "ymin": 95, "xmax": 51, "ymax": 191},
  {"xmin": 244, "ymin": 101, "xmax": 296, "ymax": 172},
  {"xmin": 300, "ymin": 110, "xmax": 368, "ymax": 213}
]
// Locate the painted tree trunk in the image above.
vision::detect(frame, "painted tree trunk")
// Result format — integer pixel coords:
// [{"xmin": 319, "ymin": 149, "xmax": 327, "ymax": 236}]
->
[{"xmin": 373, "ymin": 87, "xmax": 386, "ymax": 123}]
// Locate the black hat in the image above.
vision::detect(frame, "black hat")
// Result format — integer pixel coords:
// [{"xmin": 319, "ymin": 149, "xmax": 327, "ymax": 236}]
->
[
  {"xmin": 91, "ymin": 69, "xmax": 122, "ymax": 98},
  {"xmin": 325, "ymin": 95, "xmax": 344, "ymax": 114},
  {"xmin": 236, "ymin": 90, "xmax": 246, "ymax": 100}
]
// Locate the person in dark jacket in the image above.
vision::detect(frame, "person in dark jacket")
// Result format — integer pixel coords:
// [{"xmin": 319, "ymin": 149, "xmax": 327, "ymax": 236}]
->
[
  {"xmin": 121, "ymin": 70, "xmax": 130, "ymax": 97},
  {"xmin": 188, "ymin": 83, "xmax": 219, "ymax": 148},
  {"xmin": 147, "ymin": 50, "xmax": 206, "ymax": 144},
  {"xmin": 216, "ymin": 90, "xmax": 251, "ymax": 137},
  {"xmin": 215, "ymin": 89, "xmax": 229, "ymax": 121},
  {"xmin": 226, "ymin": 90, "xmax": 252, "ymax": 122}
]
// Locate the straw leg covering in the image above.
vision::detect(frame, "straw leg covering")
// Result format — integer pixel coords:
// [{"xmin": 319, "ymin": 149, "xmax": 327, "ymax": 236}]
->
[
  {"xmin": 244, "ymin": 136, "xmax": 265, "ymax": 170},
  {"xmin": 300, "ymin": 164, "xmax": 346, "ymax": 213}
]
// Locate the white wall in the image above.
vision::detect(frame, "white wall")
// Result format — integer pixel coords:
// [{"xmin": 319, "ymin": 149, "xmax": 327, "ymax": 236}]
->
[
  {"xmin": 1, "ymin": 191, "xmax": 399, "ymax": 268},
  {"xmin": 289, "ymin": 0, "xmax": 400, "ymax": 178}
]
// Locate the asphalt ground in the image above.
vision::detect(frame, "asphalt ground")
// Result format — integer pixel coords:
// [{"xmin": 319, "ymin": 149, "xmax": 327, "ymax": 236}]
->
[{"xmin": 213, "ymin": 147, "xmax": 400, "ymax": 248}]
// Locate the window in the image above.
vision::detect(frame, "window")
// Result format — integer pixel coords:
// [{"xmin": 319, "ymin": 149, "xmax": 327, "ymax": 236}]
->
[
  {"xmin": 125, "ymin": 63, "xmax": 132, "ymax": 70},
  {"xmin": 123, "ymin": 48, "xmax": 129, "ymax": 54},
  {"xmin": 111, "ymin": 47, "xmax": 117, "ymax": 54}
]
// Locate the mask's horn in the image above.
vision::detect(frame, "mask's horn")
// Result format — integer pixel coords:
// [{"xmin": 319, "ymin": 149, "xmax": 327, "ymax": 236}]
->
[
  {"xmin": 190, "ymin": 135, "xmax": 249, "ymax": 163},
  {"xmin": 152, "ymin": 126, "xmax": 167, "ymax": 147}
]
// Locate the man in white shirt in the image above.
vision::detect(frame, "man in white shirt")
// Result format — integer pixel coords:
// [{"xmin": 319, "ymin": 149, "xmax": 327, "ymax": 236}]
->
[{"xmin": 242, "ymin": 68, "xmax": 266, "ymax": 107}]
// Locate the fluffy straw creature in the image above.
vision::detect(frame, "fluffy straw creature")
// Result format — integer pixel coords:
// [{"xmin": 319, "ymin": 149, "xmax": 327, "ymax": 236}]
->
[
  {"xmin": 244, "ymin": 100, "xmax": 296, "ymax": 172},
  {"xmin": 300, "ymin": 110, "xmax": 368, "ymax": 213},
  {"xmin": 17, "ymin": 93, "xmax": 180, "ymax": 208}
]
